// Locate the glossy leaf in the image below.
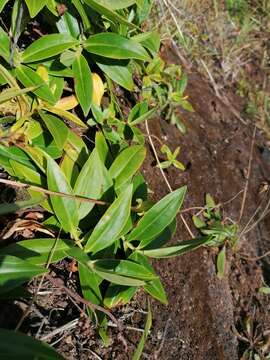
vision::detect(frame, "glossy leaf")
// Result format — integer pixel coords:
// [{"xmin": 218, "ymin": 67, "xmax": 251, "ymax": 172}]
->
[
  {"xmin": 15, "ymin": 65, "xmax": 56, "ymax": 104},
  {"xmin": 0, "ymin": 86, "xmax": 38, "ymax": 105},
  {"xmin": 83, "ymin": 0, "xmax": 136, "ymax": 28},
  {"xmin": 39, "ymin": 111, "xmax": 69, "ymax": 150},
  {"xmin": 0, "ymin": 328, "xmax": 64, "ymax": 359},
  {"xmin": 84, "ymin": 184, "xmax": 133, "ymax": 254},
  {"xmin": 132, "ymin": 31, "xmax": 160, "ymax": 54},
  {"xmin": 99, "ymin": 0, "xmax": 136, "ymax": 9},
  {"xmin": 0, "ymin": 239, "xmax": 72, "ymax": 266},
  {"xmin": 92, "ymin": 259, "xmax": 156, "ymax": 286},
  {"xmin": 22, "ymin": 34, "xmax": 79, "ymax": 63},
  {"xmin": 129, "ymin": 186, "xmax": 187, "ymax": 247},
  {"xmin": 0, "ymin": 0, "xmax": 9, "ymax": 12},
  {"xmin": 79, "ymin": 263, "xmax": 102, "ymax": 307},
  {"xmin": 72, "ymin": 53, "xmax": 93, "ymax": 116},
  {"xmin": 84, "ymin": 33, "xmax": 150, "ymax": 61},
  {"xmin": 0, "ymin": 196, "xmax": 44, "ymax": 216},
  {"xmin": 104, "ymin": 284, "xmax": 137, "ymax": 308},
  {"xmin": 74, "ymin": 149, "xmax": 104, "ymax": 219},
  {"xmin": 25, "ymin": 0, "xmax": 47, "ymax": 17},
  {"xmin": 44, "ymin": 104, "xmax": 87, "ymax": 129},
  {"xmin": 109, "ymin": 145, "xmax": 146, "ymax": 189},
  {"xmin": 141, "ymin": 237, "xmax": 209, "ymax": 258},
  {"xmin": 56, "ymin": 11, "xmax": 80, "ymax": 38},
  {"xmin": 94, "ymin": 56, "xmax": 134, "ymax": 91},
  {"xmin": 132, "ymin": 301, "xmax": 152, "ymax": 360},
  {"xmin": 92, "ymin": 73, "xmax": 104, "ymax": 106},
  {"xmin": 0, "ymin": 255, "xmax": 47, "ymax": 294},
  {"xmin": 0, "ymin": 26, "xmax": 10, "ymax": 62},
  {"xmin": 130, "ymin": 252, "xmax": 167, "ymax": 304},
  {"xmin": 92, "ymin": 259, "xmax": 156, "ymax": 280},
  {"xmin": 47, "ymin": 157, "xmax": 79, "ymax": 237}
]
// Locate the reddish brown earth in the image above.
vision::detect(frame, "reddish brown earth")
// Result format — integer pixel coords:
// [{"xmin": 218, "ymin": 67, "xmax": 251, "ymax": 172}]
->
[{"xmin": 1, "ymin": 48, "xmax": 270, "ymax": 360}]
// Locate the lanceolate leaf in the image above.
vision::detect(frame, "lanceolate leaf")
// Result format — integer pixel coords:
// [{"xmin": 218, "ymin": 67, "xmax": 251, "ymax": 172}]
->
[
  {"xmin": 95, "ymin": 56, "xmax": 134, "ymax": 91},
  {"xmin": 78, "ymin": 263, "xmax": 102, "ymax": 307},
  {"xmin": 109, "ymin": 145, "xmax": 146, "ymax": 189},
  {"xmin": 99, "ymin": 0, "xmax": 136, "ymax": 9},
  {"xmin": 47, "ymin": 157, "xmax": 79, "ymax": 237},
  {"xmin": 91, "ymin": 259, "xmax": 156, "ymax": 286},
  {"xmin": 129, "ymin": 252, "xmax": 167, "ymax": 304},
  {"xmin": 84, "ymin": 33, "xmax": 150, "ymax": 61},
  {"xmin": 39, "ymin": 111, "xmax": 69, "ymax": 150},
  {"xmin": 141, "ymin": 237, "xmax": 210, "ymax": 258},
  {"xmin": 104, "ymin": 284, "xmax": 137, "ymax": 308},
  {"xmin": 0, "ymin": 86, "xmax": 38, "ymax": 105},
  {"xmin": 22, "ymin": 34, "xmax": 79, "ymax": 63},
  {"xmin": 25, "ymin": 0, "xmax": 47, "ymax": 17},
  {"xmin": 0, "ymin": 26, "xmax": 10, "ymax": 62},
  {"xmin": 72, "ymin": 53, "xmax": 93, "ymax": 116},
  {"xmin": 217, "ymin": 246, "xmax": 226, "ymax": 279},
  {"xmin": 0, "ymin": 329, "xmax": 64, "ymax": 359},
  {"xmin": 132, "ymin": 301, "xmax": 152, "ymax": 360},
  {"xmin": 0, "ymin": 255, "xmax": 47, "ymax": 294},
  {"xmin": 83, "ymin": 0, "xmax": 137, "ymax": 28},
  {"xmin": 84, "ymin": 185, "xmax": 133, "ymax": 254},
  {"xmin": 15, "ymin": 65, "xmax": 56, "ymax": 104},
  {"xmin": 74, "ymin": 149, "xmax": 104, "ymax": 219},
  {"xmin": 0, "ymin": 239, "xmax": 72, "ymax": 266},
  {"xmin": 129, "ymin": 186, "xmax": 187, "ymax": 248}
]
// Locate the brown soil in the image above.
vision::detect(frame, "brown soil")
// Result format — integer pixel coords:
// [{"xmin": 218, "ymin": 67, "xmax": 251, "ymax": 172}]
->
[{"xmin": 1, "ymin": 47, "xmax": 270, "ymax": 360}]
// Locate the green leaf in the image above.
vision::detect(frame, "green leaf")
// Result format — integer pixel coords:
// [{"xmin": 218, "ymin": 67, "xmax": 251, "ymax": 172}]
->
[
  {"xmin": 25, "ymin": 0, "xmax": 47, "ymax": 17},
  {"xmin": 15, "ymin": 65, "xmax": 56, "ymax": 104},
  {"xmin": 132, "ymin": 300, "xmax": 152, "ymax": 360},
  {"xmin": 206, "ymin": 193, "xmax": 216, "ymax": 209},
  {"xmin": 109, "ymin": 145, "xmax": 146, "ymax": 189},
  {"xmin": 0, "ymin": 239, "xmax": 72, "ymax": 266},
  {"xmin": 129, "ymin": 252, "xmax": 167, "ymax": 304},
  {"xmin": 0, "ymin": 255, "xmax": 47, "ymax": 294},
  {"xmin": 22, "ymin": 34, "xmax": 79, "ymax": 63},
  {"xmin": 84, "ymin": 184, "xmax": 132, "ymax": 253},
  {"xmin": 0, "ymin": 86, "xmax": 38, "ymax": 105},
  {"xmin": 95, "ymin": 56, "xmax": 134, "ymax": 91},
  {"xmin": 141, "ymin": 237, "xmax": 209, "ymax": 258},
  {"xmin": 78, "ymin": 263, "xmax": 102, "ymax": 308},
  {"xmin": 83, "ymin": 0, "xmax": 137, "ymax": 28},
  {"xmin": 192, "ymin": 215, "xmax": 206, "ymax": 229},
  {"xmin": 56, "ymin": 11, "xmax": 80, "ymax": 38},
  {"xmin": 95, "ymin": 131, "xmax": 113, "ymax": 166},
  {"xmin": 0, "ymin": 26, "xmax": 10, "ymax": 62},
  {"xmin": 217, "ymin": 246, "xmax": 226, "ymax": 279},
  {"xmin": 47, "ymin": 157, "xmax": 79, "ymax": 237},
  {"xmin": 39, "ymin": 111, "xmax": 69, "ymax": 150},
  {"xmin": 74, "ymin": 149, "xmax": 104, "ymax": 219},
  {"xmin": 104, "ymin": 284, "xmax": 137, "ymax": 308},
  {"xmin": 0, "ymin": 328, "xmax": 64, "ymax": 359},
  {"xmin": 99, "ymin": 0, "xmax": 136, "ymax": 9},
  {"xmin": 0, "ymin": 196, "xmax": 44, "ymax": 216},
  {"xmin": 132, "ymin": 31, "xmax": 160, "ymax": 54},
  {"xmin": 84, "ymin": 33, "xmax": 150, "ymax": 61},
  {"xmin": 0, "ymin": 0, "xmax": 10, "ymax": 12},
  {"xmin": 44, "ymin": 104, "xmax": 88, "ymax": 129},
  {"xmin": 259, "ymin": 287, "xmax": 270, "ymax": 295},
  {"xmin": 72, "ymin": 53, "xmax": 93, "ymax": 116},
  {"xmin": 93, "ymin": 259, "xmax": 156, "ymax": 280},
  {"xmin": 129, "ymin": 187, "xmax": 187, "ymax": 248}
]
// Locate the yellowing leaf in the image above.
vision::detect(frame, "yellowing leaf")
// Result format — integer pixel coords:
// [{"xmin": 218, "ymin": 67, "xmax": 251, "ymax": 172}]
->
[
  {"xmin": 55, "ymin": 95, "xmax": 78, "ymax": 111},
  {"xmin": 92, "ymin": 73, "xmax": 104, "ymax": 106},
  {"xmin": 36, "ymin": 65, "xmax": 49, "ymax": 84}
]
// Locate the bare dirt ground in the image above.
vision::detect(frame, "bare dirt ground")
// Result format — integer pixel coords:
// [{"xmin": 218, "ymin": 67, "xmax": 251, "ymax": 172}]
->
[{"xmin": 1, "ymin": 46, "xmax": 270, "ymax": 360}]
